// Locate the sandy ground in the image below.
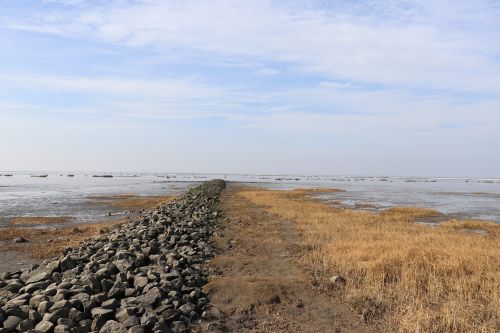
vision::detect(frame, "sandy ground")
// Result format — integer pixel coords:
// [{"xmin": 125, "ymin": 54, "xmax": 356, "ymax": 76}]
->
[
  {"xmin": 0, "ymin": 250, "xmax": 39, "ymax": 272},
  {"xmin": 201, "ymin": 184, "xmax": 377, "ymax": 333}
]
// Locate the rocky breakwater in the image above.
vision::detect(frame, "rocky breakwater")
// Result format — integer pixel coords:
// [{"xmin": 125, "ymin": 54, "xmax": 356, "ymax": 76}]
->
[{"xmin": 0, "ymin": 180, "xmax": 225, "ymax": 333}]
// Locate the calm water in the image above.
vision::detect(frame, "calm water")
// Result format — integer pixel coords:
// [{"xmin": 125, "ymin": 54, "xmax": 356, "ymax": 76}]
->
[{"xmin": 1, "ymin": 172, "xmax": 499, "ymax": 226}]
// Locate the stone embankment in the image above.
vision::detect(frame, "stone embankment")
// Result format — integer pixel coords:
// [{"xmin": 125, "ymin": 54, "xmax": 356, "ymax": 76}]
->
[{"xmin": 0, "ymin": 180, "xmax": 225, "ymax": 333}]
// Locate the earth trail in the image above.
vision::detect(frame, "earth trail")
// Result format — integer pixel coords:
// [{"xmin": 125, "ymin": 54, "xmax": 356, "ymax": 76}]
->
[{"xmin": 203, "ymin": 185, "xmax": 377, "ymax": 333}]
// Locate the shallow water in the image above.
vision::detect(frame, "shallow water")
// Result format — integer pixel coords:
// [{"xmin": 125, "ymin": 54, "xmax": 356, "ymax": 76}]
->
[
  {"xmin": 0, "ymin": 172, "xmax": 197, "ymax": 227},
  {"xmin": 1, "ymin": 172, "xmax": 499, "ymax": 225}
]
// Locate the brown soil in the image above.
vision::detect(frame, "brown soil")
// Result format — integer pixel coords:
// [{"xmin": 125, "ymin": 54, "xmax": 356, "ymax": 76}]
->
[
  {"xmin": 202, "ymin": 185, "xmax": 378, "ymax": 333},
  {"xmin": 0, "ymin": 217, "xmax": 130, "ymax": 260}
]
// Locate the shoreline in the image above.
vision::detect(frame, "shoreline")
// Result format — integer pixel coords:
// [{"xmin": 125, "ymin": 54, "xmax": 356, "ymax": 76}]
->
[{"xmin": 0, "ymin": 194, "xmax": 176, "ymax": 271}]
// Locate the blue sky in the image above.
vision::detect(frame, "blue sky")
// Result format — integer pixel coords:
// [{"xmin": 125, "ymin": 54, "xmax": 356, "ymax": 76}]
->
[{"xmin": 1, "ymin": 0, "xmax": 499, "ymax": 176}]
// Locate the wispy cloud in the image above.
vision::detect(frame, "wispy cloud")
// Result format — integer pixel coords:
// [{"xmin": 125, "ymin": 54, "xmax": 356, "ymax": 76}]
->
[{"xmin": 5, "ymin": 1, "xmax": 500, "ymax": 94}]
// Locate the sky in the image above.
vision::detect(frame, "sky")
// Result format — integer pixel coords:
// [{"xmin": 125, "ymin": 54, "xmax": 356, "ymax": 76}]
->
[{"xmin": 1, "ymin": 0, "xmax": 499, "ymax": 177}]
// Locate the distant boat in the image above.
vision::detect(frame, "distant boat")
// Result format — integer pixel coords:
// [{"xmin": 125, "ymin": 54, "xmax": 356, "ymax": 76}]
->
[
  {"xmin": 67, "ymin": 174, "xmax": 75, "ymax": 177},
  {"xmin": 92, "ymin": 174, "xmax": 113, "ymax": 178},
  {"xmin": 31, "ymin": 174, "xmax": 48, "ymax": 178},
  {"xmin": 2, "ymin": 174, "xmax": 13, "ymax": 177}
]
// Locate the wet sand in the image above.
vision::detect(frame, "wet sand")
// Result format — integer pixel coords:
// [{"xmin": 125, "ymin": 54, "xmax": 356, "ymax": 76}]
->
[{"xmin": 0, "ymin": 248, "xmax": 39, "ymax": 272}]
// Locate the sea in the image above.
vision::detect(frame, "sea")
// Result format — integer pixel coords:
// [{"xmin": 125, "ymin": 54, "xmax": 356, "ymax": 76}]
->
[{"xmin": 0, "ymin": 172, "xmax": 499, "ymax": 227}]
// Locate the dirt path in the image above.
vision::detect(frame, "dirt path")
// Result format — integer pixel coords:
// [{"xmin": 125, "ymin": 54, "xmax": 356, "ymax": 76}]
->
[{"xmin": 202, "ymin": 185, "xmax": 377, "ymax": 333}]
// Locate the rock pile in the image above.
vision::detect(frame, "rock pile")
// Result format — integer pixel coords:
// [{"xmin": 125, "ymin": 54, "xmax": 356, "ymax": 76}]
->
[{"xmin": 0, "ymin": 180, "xmax": 225, "ymax": 333}]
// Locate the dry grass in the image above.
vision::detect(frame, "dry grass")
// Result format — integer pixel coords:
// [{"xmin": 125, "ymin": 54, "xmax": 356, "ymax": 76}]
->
[
  {"xmin": 0, "ymin": 218, "xmax": 128, "ymax": 259},
  {"xmin": 440, "ymin": 219, "xmax": 500, "ymax": 236},
  {"xmin": 239, "ymin": 187, "xmax": 500, "ymax": 333},
  {"xmin": 9, "ymin": 216, "xmax": 74, "ymax": 226},
  {"xmin": 87, "ymin": 194, "xmax": 174, "ymax": 211}
]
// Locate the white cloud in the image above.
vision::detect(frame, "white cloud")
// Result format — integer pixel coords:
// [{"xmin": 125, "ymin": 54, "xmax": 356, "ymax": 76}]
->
[{"xmin": 5, "ymin": 1, "xmax": 500, "ymax": 94}]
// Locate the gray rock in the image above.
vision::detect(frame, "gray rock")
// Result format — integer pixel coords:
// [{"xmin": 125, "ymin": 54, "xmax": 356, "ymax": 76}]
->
[
  {"xmin": 170, "ymin": 321, "xmax": 186, "ymax": 333},
  {"xmin": 16, "ymin": 318, "xmax": 34, "ymax": 331},
  {"xmin": 137, "ymin": 287, "xmax": 162, "ymax": 306},
  {"xmin": 60, "ymin": 256, "xmax": 76, "ymax": 272},
  {"xmin": 28, "ymin": 309, "xmax": 42, "ymax": 322},
  {"xmin": 54, "ymin": 325, "xmax": 71, "ymax": 333},
  {"xmin": 133, "ymin": 276, "xmax": 148, "ymax": 289},
  {"xmin": 128, "ymin": 326, "xmax": 144, "ymax": 333},
  {"xmin": 49, "ymin": 300, "xmax": 71, "ymax": 312},
  {"xmin": 99, "ymin": 320, "xmax": 127, "ymax": 333},
  {"xmin": 90, "ymin": 308, "xmax": 114, "ymax": 319},
  {"xmin": 29, "ymin": 295, "xmax": 49, "ymax": 309},
  {"xmin": 5, "ymin": 282, "xmax": 23, "ymax": 293},
  {"xmin": 122, "ymin": 316, "xmax": 140, "ymax": 328},
  {"xmin": 107, "ymin": 282, "xmax": 126, "ymax": 299},
  {"xmin": 35, "ymin": 320, "xmax": 55, "ymax": 333},
  {"xmin": 24, "ymin": 280, "xmax": 52, "ymax": 294},
  {"xmin": 13, "ymin": 237, "xmax": 27, "ymax": 243},
  {"xmin": 329, "ymin": 275, "xmax": 346, "ymax": 287},
  {"xmin": 38, "ymin": 301, "xmax": 54, "ymax": 315},
  {"xmin": 3, "ymin": 316, "xmax": 24, "ymax": 332},
  {"xmin": 44, "ymin": 261, "xmax": 61, "ymax": 274},
  {"xmin": 26, "ymin": 272, "xmax": 52, "ymax": 284},
  {"xmin": 101, "ymin": 298, "xmax": 119, "ymax": 310}
]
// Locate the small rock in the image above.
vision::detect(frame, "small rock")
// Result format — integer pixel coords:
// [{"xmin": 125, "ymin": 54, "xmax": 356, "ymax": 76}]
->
[
  {"xmin": 16, "ymin": 318, "xmax": 34, "ymax": 331},
  {"xmin": 35, "ymin": 320, "xmax": 55, "ymax": 333},
  {"xmin": 3, "ymin": 316, "xmax": 24, "ymax": 332},
  {"xmin": 13, "ymin": 237, "xmax": 27, "ymax": 243},
  {"xmin": 99, "ymin": 320, "xmax": 127, "ymax": 333},
  {"xmin": 329, "ymin": 275, "xmax": 346, "ymax": 287}
]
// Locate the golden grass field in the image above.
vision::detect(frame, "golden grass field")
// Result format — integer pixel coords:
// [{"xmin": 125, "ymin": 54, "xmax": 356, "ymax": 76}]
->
[{"xmin": 239, "ymin": 188, "xmax": 500, "ymax": 333}]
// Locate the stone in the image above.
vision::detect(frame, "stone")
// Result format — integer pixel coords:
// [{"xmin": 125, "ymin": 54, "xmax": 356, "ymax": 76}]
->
[
  {"xmin": 60, "ymin": 256, "xmax": 76, "ymax": 272},
  {"xmin": 5, "ymin": 282, "xmax": 23, "ymax": 293},
  {"xmin": 13, "ymin": 237, "xmax": 27, "ymax": 243},
  {"xmin": 26, "ymin": 272, "xmax": 51, "ymax": 284},
  {"xmin": 122, "ymin": 316, "xmax": 140, "ymax": 328},
  {"xmin": 16, "ymin": 318, "xmax": 34, "ymax": 331},
  {"xmin": 133, "ymin": 276, "xmax": 148, "ymax": 289},
  {"xmin": 99, "ymin": 320, "xmax": 127, "ymax": 333},
  {"xmin": 140, "ymin": 311, "xmax": 157, "ymax": 328},
  {"xmin": 107, "ymin": 282, "xmax": 126, "ymax": 299},
  {"xmin": 34, "ymin": 320, "xmax": 55, "ymax": 333},
  {"xmin": 44, "ymin": 261, "xmax": 61, "ymax": 274},
  {"xmin": 170, "ymin": 321, "xmax": 186, "ymax": 333},
  {"xmin": 137, "ymin": 287, "xmax": 162, "ymax": 306},
  {"xmin": 329, "ymin": 275, "xmax": 346, "ymax": 287},
  {"xmin": 49, "ymin": 300, "xmax": 71, "ymax": 312},
  {"xmin": 101, "ymin": 298, "xmax": 119, "ymax": 310},
  {"xmin": 29, "ymin": 295, "xmax": 49, "ymax": 309},
  {"xmin": 128, "ymin": 326, "xmax": 144, "ymax": 333},
  {"xmin": 54, "ymin": 325, "xmax": 71, "ymax": 333},
  {"xmin": 3, "ymin": 316, "xmax": 24, "ymax": 332}
]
